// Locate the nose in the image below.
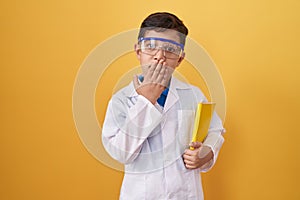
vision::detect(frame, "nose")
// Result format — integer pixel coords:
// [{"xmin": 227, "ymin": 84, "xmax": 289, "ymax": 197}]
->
[{"xmin": 154, "ymin": 49, "xmax": 166, "ymax": 61}]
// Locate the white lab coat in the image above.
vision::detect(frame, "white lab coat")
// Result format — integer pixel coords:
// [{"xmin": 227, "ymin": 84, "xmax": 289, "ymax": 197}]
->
[{"xmin": 102, "ymin": 77, "xmax": 225, "ymax": 200}]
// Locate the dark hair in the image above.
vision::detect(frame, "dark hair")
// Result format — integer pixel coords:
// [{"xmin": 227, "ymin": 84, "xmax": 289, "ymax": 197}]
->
[{"xmin": 138, "ymin": 12, "xmax": 189, "ymax": 45}]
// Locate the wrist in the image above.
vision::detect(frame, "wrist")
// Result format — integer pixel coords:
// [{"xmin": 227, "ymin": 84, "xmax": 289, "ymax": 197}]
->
[{"xmin": 198, "ymin": 147, "xmax": 213, "ymax": 163}]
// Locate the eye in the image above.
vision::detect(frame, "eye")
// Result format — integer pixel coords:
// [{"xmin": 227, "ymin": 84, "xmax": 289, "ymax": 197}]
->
[
  {"xmin": 146, "ymin": 43, "xmax": 156, "ymax": 49},
  {"xmin": 143, "ymin": 41, "xmax": 156, "ymax": 49},
  {"xmin": 165, "ymin": 45, "xmax": 176, "ymax": 53}
]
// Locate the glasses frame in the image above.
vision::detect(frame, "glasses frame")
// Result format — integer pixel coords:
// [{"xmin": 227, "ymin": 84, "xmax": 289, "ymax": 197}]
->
[{"xmin": 138, "ymin": 37, "xmax": 185, "ymax": 59}]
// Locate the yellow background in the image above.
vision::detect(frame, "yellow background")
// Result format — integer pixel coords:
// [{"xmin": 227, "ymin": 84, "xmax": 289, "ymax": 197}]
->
[{"xmin": 1, "ymin": 0, "xmax": 300, "ymax": 199}]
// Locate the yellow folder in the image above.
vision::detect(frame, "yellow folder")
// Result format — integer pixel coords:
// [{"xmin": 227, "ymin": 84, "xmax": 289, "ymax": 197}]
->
[{"xmin": 190, "ymin": 103, "xmax": 216, "ymax": 150}]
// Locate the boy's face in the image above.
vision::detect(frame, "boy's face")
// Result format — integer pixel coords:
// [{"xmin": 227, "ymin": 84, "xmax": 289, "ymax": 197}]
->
[{"xmin": 135, "ymin": 29, "xmax": 185, "ymax": 75}]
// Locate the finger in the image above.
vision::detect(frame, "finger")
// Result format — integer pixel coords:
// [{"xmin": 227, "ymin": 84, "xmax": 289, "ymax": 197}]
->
[
  {"xmin": 155, "ymin": 62, "xmax": 168, "ymax": 84},
  {"xmin": 183, "ymin": 154, "xmax": 196, "ymax": 162},
  {"xmin": 141, "ymin": 63, "xmax": 151, "ymax": 75},
  {"xmin": 189, "ymin": 142, "xmax": 202, "ymax": 149},
  {"xmin": 183, "ymin": 159, "xmax": 195, "ymax": 165},
  {"xmin": 183, "ymin": 156, "xmax": 193, "ymax": 164},
  {"xmin": 184, "ymin": 149, "xmax": 194, "ymax": 156},
  {"xmin": 185, "ymin": 164, "xmax": 197, "ymax": 169},
  {"xmin": 182, "ymin": 154, "xmax": 190, "ymax": 160},
  {"xmin": 151, "ymin": 59, "xmax": 163, "ymax": 81},
  {"xmin": 161, "ymin": 65, "xmax": 174, "ymax": 86},
  {"xmin": 144, "ymin": 61, "xmax": 157, "ymax": 82},
  {"xmin": 133, "ymin": 75, "xmax": 140, "ymax": 89},
  {"xmin": 184, "ymin": 149, "xmax": 198, "ymax": 157}
]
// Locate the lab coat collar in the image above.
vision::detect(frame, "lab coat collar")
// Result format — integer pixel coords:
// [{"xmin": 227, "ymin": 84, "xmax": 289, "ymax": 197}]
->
[
  {"xmin": 169, "ymin": 76, "xmax": 192, "ymax": 90},
  {"xmin": 123, "ymin": 82, "xmax": 138, "ymax": 98}
]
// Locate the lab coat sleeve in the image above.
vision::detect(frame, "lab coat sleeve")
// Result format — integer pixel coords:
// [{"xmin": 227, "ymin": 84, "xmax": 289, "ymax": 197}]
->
[
  {"xmin": 102, "ymin": 94, "xmax": 163, "ymax": 164},
  {"xmin": 199, "ymin": 111, "xmax": 225, "ymax": 172},
  {"xmin": 191, "ymin": 86, "xmax": 225, "ymax": 172}
]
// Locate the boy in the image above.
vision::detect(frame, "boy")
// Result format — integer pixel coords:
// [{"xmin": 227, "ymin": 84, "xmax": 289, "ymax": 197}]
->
[{"xmin": 102, "ymin": 12, "xmax": 225, "ymax": 200}]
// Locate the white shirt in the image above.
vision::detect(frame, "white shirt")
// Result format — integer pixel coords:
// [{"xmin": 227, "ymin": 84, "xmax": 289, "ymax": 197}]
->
[{"xmin": 102, "ymin": 77, "xmax": 225, "ymax": 200}]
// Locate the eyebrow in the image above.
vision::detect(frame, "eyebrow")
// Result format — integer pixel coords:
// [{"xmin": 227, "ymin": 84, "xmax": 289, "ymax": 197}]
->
[{"xmin": 138, "ymin": 37, "xmax": 184, "ymax": 50}]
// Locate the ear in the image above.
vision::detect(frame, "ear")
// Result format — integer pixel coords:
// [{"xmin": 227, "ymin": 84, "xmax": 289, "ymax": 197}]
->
[
  {"xmin": 176, "ymin": 52, "xmax": 185, "ymax": 66},
  {"xmin": 134, "ymin": 44, "xmax": 141, "ymax": 61}
]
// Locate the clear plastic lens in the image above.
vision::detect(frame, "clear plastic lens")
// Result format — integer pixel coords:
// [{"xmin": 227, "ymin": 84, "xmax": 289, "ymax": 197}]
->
[{"xmin": 140, "ymin": 39, "xmax": 182, "ymax": 59}]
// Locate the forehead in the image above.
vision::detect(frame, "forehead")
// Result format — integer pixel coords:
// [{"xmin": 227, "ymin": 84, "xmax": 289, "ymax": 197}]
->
[{"xmin": 144, "ymin": 29, "xmax": 181, "ymax": 43}]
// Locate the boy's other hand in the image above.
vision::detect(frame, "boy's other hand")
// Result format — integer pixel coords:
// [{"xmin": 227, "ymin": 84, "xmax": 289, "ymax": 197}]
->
[{"xmin": 183, "ymin": 142, "xmax": 214, "ymax": 169}]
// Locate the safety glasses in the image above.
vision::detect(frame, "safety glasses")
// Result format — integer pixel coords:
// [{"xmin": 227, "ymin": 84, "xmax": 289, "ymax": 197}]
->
[{"xmin": 138, "ymin": 37, "xmax": 184, "ymax": 59}]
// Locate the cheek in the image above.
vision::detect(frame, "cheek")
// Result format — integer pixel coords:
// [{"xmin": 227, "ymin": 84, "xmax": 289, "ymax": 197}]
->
[
  {"xmin": 165, "ymin": 60, "xmax": 180, "ymax": 69},
  {"xmin": 139, "ymin": 56, "xmax": 151, "ymax": 74},
  {"xmin": 139, "ymin": 57, "xmax": 152, "ymax": 69},
  {"xmin": 140, "ymin": 57, "xmax": 149, "ymax": 64}
]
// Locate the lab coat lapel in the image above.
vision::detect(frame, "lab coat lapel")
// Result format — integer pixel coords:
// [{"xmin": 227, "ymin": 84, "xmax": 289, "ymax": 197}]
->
[
  {"xmin": 163, "ymin": 86, "xmax": 179, "ymax": 113},
  {"xmin": 163, "ymin": 77, "xmax": 193, "ymax": 113}
]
